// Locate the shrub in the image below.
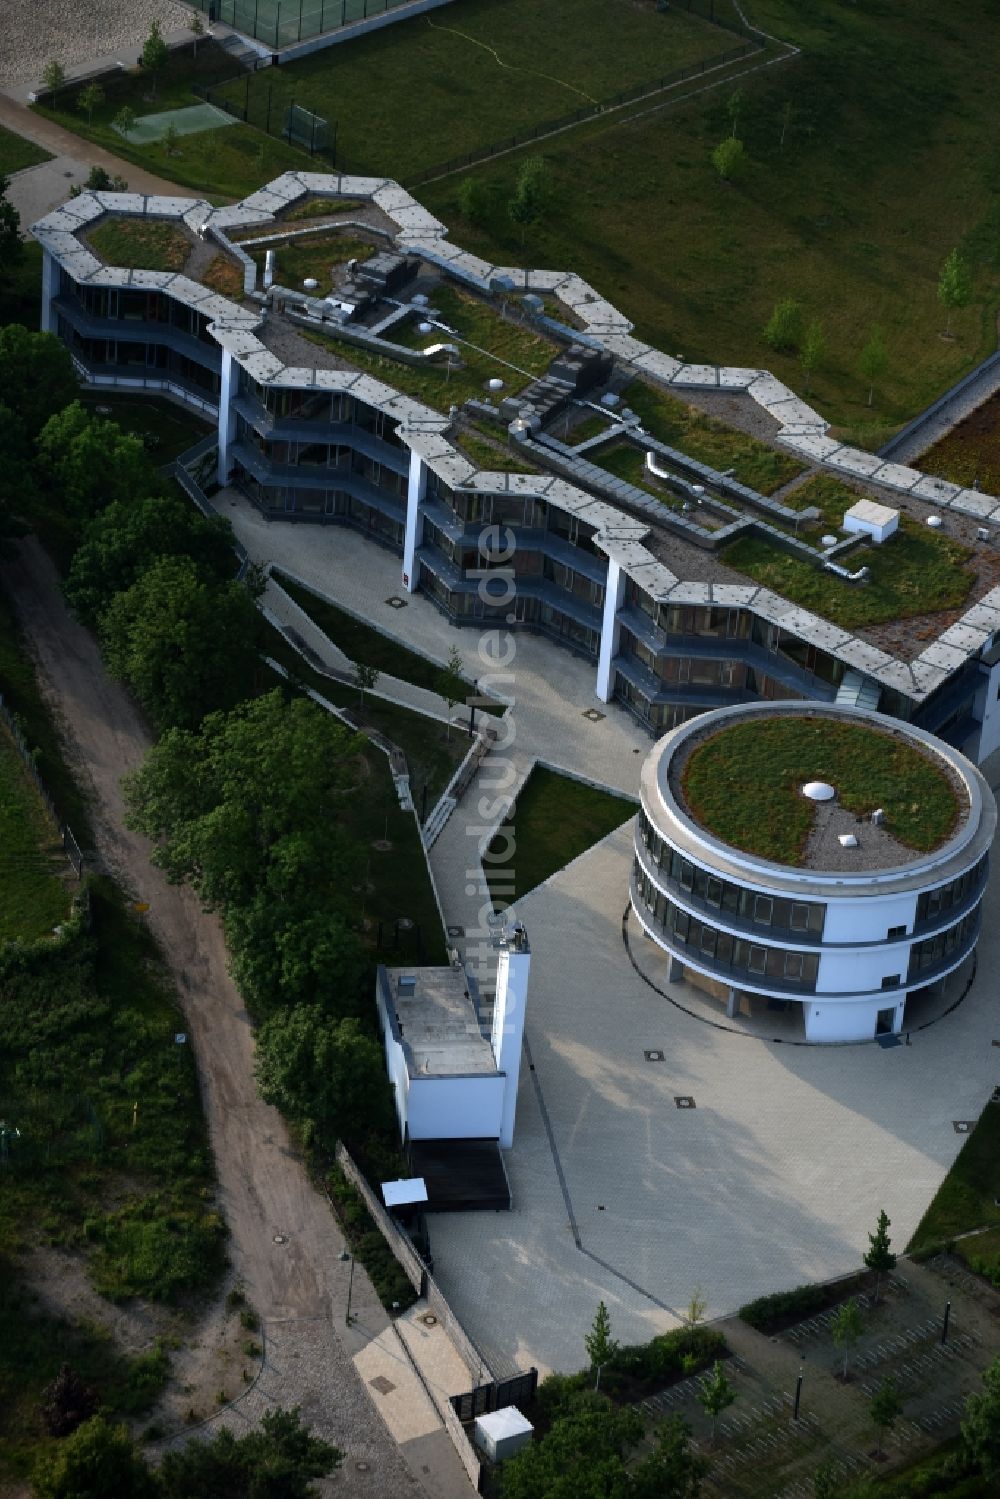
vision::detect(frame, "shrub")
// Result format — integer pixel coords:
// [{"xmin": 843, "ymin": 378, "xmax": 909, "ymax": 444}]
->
[{"xmin": 738, "ymin": 1279, "xmax": 864, "ymax": 1333}]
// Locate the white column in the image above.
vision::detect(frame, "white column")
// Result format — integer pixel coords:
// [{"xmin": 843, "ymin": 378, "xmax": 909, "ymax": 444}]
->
[
  {"xmin": 40, "ymin": 249, "xmax": 58, "ymax": 333},
  {"xmin": 491, "ymin": 926, "xmax": 531, "ymax": 1150},
  {"xmin": 973, "ymin": 654, "xmax": 1000, "ymax": 763},
  {"xmin": 217, "ymin": 349, "xmax": 238, "ymax": 486},
  {"xmin": 402, "ymin": 446, "xmax": 426, "ymax": 593},
  {"xmin": 595, "ymin": 556, "xmax": 626, "ymax": 702}
]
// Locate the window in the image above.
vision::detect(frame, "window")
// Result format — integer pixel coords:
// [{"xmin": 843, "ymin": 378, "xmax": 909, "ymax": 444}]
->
[
  {"xmin": 753, "ymin": 895, "xmax": 774, "ymax": 926},
  {"xmin": 881, "ymin": 974, "xmax": 900, "ymax": 990},
  {"xmin": 705, "ymin": 877, "xmax": 723, "ymax": 908},
  {"xmin": 790, "ymin": 903, "xmax": 810, "ymax": 932},
  {"xmin": 887, "ymin": 925, "xmax": 906, "ymax": 939},
  {"xmin": 748, "ymin": 947, "xmax": 767, "ymax": 976},
  {"xmin": 783, "ymin": 952, "xmax": 804, "ymax": 980}
]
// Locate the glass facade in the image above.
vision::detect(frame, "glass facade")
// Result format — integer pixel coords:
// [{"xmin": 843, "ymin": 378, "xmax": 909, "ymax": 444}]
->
[
  {"xmin": 908, "ymin": 908, "xmax": 979, "ymax": 981},
  {"xmin": 914, "ymin": 856, "xmax": 988, "ymax": 929},
  {"xmin": 632, "ymin": 859, "xmax": 820, "ymax": 991}
]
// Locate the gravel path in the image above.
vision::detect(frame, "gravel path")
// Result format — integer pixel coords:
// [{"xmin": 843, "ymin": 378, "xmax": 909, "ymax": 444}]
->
[
  {"xmin": 0, "ymin": 537, "xmax": 469, "ymax": 1499},
  {"xmin": 0, "ymin": 1, "xmax": 191, "ymax": 91}
]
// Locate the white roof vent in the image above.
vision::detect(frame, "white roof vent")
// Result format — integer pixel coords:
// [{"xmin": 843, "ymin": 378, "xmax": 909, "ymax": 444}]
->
[
  {"xmin": 802, "ymin": 781, "xmax": 836, "ymax": 801},
  {"xmin": 838, "ymin": 833, "xmax": 859, "ymax": 849},
  {"xmin": 926, "ymin": 514, "xmax": 943, "ymax": 529}
]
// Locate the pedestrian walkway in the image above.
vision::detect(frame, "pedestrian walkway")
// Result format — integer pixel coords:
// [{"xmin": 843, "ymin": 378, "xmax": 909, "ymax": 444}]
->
[{"xmin": 0, "ymin": 93, "xmax": 184, "ymax": 197}]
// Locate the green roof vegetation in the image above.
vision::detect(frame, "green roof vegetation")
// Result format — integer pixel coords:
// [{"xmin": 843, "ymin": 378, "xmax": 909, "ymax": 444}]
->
[
  {"xmin": 87, "ymin": 216, "xmax": 190, "ymax": 273},
  {"xmin": 571, "ymin": 411, "xmax": 614, "ymax": 445},
  {"xmin": 486, "ymin": 765, "xmax": 634, "ymax": 908},
  {"xmin": 250, "ymin": 231, "xmax": 378, "ymax": 290},
  {"xmin": 778, "ymin": 472, "xmax": 867, "ymax": 544},
  {"xmin": 920, "ymin": 393, "xmax": 1000, "ymax": 496},
  {"xmin": 282, "ymin": 196, "xmax": 368, "ymax": 221},
  {"xmin": 681, "ymin": 716, "xmax": 959, "ymax": 866},
  {"xmin": 302, "ymin": 282, "xmax": 555, "ymax": 414},
  {"xmin": 622, "ymin": 380, "xmax": 804, "ymax": 495},
  {"xmin": 722, "ymin": 517, "xmax": 975, "ymax": 630},
  {"xmin": 590, "ymin": 439, "xmax": 682, "ymax": 508},
  {"xmin": 453, "ymin": 426, "xmax": 538, "ymax": 474},
  {"xmin": 200, "ymin": 253, "xmax": 245, "ymax": 299}
]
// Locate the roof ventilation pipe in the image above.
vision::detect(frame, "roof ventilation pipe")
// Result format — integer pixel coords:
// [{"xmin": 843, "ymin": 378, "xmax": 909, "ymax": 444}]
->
[{"xmin": 263, "ymin": 249, "xmax": 276, "ymax": 291}]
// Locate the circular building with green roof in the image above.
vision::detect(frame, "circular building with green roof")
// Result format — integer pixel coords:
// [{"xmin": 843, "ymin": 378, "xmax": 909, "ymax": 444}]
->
[{"xmin": 632, "ymin": 702, "xmax": 996, "ymax": 1042}]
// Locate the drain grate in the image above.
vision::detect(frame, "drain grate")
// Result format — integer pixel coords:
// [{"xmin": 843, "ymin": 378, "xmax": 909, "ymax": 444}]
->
[
  {"xmin": 370, "ymin": 1375, "xmax": 396, "ymax": 1395},
  {"xmin": 582, "ymin": 707, "xmax": 606, "ymax": 722},
  {"xmin": 385, "ymin": 595, "xmax": 407, "ymax": 609},
  {"xmin": 675, "ymin": 1096, "xmax": 696, "ymax": 1109},
  {"xmin": 953, "ymin": 1121, "xmax": 974, "ymax": 1133},
  {"xmin": 644, "ymin": 1049, "xmax": 665, "ymax": 1062},
  {"xmin": 447, "ymin": 925, "xmax": 465, "ymax": 938}
]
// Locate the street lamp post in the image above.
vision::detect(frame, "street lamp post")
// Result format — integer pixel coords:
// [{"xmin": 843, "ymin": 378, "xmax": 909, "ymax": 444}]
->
[{"xmin": 340, "ymin": 1249, "xmax": 355, "ymax": 1325}]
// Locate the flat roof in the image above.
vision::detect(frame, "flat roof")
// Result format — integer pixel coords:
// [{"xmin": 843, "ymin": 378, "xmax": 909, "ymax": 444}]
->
[{"xmin": 385, "ymin": 966, "xmax": 496, "ymax": 1078}]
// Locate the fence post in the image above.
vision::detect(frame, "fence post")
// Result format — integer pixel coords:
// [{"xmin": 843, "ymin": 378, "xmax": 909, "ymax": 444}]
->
[
  {"xmin": 266, "ymin": 84, "xmax": 272, "ymax": 134},
  {"xmin": 245, "ymin": 71, "xmax": 250, "ymax": 120}
]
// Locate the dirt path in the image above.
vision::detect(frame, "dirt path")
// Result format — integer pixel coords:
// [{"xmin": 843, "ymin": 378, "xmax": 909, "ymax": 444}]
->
[{"xmin": 0, "ymin": 537, "xmax": 471, "ymax": 1498}]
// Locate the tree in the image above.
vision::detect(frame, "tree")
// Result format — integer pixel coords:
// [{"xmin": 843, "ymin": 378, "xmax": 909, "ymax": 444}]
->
[
  {"xmin": 961, "ymin": 1354, "xmax": 1000, "ymax": 1481},
  {"xmin": 141, "ymin": 21, "xmax": 169, "ymax": 98},
  {"xmin": 683, "ymin": 1288, "xmax": 707, "ymax": 1329},
  {"xmin": 508, "ymin": 157, "xmax": 548, "ymax": 243},
  {"xmin": 812, "ymin": 1459, "xmax": 840, "ymax": 1499},
  {"xmin": 697, "ymin": 1359, "xmax": 735, "ymax": 1445},
  {"xmin": 159, "ymin": 1405, "xmax": 341, "ymax": 1498},
  {"xmin": 0, "ymin": 176, "xmax": 22, "ymax": 281},
  {"xmin": 501, "ymin": 1397, "xmax": 646, "ymax": 1499},
  {"xmin": 99, "ymin": 554, "xmax": 265, "ymax": 730},
  {"xmin": 763, "ymin": 297, "xmax": 804, "ymax": 353},
  {"xmin": 938, "ymin": 247, "xmax": 972, "ymax": 335},
  {"xmin": 39, "ymin": 1363, "xmax": 97, "ymax": 1437},
  {"xmin": 41, "ymin": 60, "xmax": 66, "ymax": 99},
  {"xmin": 457, "ymin": 175, "xmax": 489, "ymax": 226},
  {"xmin": 163, "ymin": 122, "xmax": 180, "ymax": 158},
  {"xmin": 37, "ymin": 400, "xmax": 153, "ymax": 518},
  {"xmin": 869, "ymin": 1375, "xmax": 902, "ymax": 1458},
  {"xmin": 631, "ymin": 1415, "xmax": 706, "ymax": 1499},
  {"xmin": 726, "ymin": 88, "xmax": 744, "ymax": 139},
  {"xmin": 254, "ymin": 1008, "xmax": 393, "ymax": 1147},
  {"xmin": 436, "ymin": 645, "xmax": 466, "ymax": 741},
  {"xmin": 831, "ymin": 1297, "xmax": 863, "ymax": 1380},
  {"xmin": 70, "ymin": 165, "xmax": 128, "ymax": 197},
  {"xmin": 66, "ymin": 491, "xmax": 236, "ymax": 624},
  {"xmin": 113, "ymin": 106, "xmax": 137, "ymax": 141},
  {"xmin": 863, "ymin": 1208, "xmax": 896, "ymax": 1303},
  {"xmin": 858, "ymin": 326, "xmax": 888, "ymax": 408},
  {"xmin": 354, "ymin": 660, "xmax": 379, "ymax": 708},
  {"xmin": 31, "ymin": 1415, "xmax": 156, "ymax": 1499},
  {"xmin": 584, "ymin": 1302, "xmax": 618, "ymax": 1390},
  {"xmin": 76, "ymin": 81, "xmax": 104, "ymax": 125},
  {"xmin": 190, "ymin": 11, "xmax": 206, "ymax": 58},
  {"xmin": 226, "ymin": 896, "xmax": 368, "ymax": 1021},
  {"xmin": 123, "ymin": 690, "xmax": 363, "ymax": 911},
  {"xmin": 0, "ymin": 325, "xmax": 78, "ymax": 441},
  {"xmin": 800, "ymin": 319, "xmax": 825, "ymax": 395},
  {"xmin": 711, "ymin": 137, "xmax": 745, "ymax": 183}
]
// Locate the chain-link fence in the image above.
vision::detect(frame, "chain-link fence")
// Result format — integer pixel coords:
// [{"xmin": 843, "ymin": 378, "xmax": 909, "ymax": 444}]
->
[{"xmin": 0, "ymin": 696, "xmax": 86, "ymax": 877}]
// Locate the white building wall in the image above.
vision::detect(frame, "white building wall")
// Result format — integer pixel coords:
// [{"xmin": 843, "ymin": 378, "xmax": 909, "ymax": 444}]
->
[
  {"xmin": 805, "ymin": 996, "xmax": 904, "ymax": 1043},
  {"xmin": 407, "ymin": 1075, "xmax": 505, "ymax": 1140},
  {"xmin": 974, "ymin": 658, "xmax": 1000, "ymax": 763},
  {"xmin": 492, "ymin": 943, "xmax": 530, "ymax": 1149},
  {"xmin": 820, "ymin": 890, "xmax": 917, "ymax": 943},
  {"xmin": 816, "ymin": 946, "xmax": 909, "ymax": 996}
]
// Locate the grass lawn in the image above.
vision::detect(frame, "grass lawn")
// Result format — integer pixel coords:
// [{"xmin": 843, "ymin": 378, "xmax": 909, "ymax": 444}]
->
[
  {"xmin": 908, "ymin": 1101, "xmax": 1000, "ymax": 1250},
  {"xmin": 920, "ymin": 392, "xmax": 1000, "ymax": 496},
  {"xmin": 86, "ymin": 216, "xmax": 191, "ymax": 272},
  {"xmin": 0, "ymin": 123, "xmax": 51, "ymax": 176},
  {"xmin": 214, "ymin": 0, "xmax": 736, "ymax": 183},
  {"xmin": 423, "ymin": 0, "xmax": 1000, "ymax": 433},
  {"xmin": 486, "ymin": 766, "xmax": 635, "ymax": 908},
  {"xmin": 0, "ymin": 727, "xmax": 70, "ymax": 944},
  {"xmin": 722, "ymin": 518, "xmax": 975, "ymax": 631},
  {"xmin": 682, "ymin": 717, "xmax": 959, "ymax": 866},
  {"xmin": 34, "ymin": 42, "xmax": 311, "ymax": 201},
  {"xmin": 250, "ymin": 230, "xmax": 378, "ymax": 289},
  {"xmin": 79, "ymin": 393, "xmax": 211, "ymax": 463},
  {"xmin": 273, "ymin": 569, "xmax": 502, "ymax": 712}
]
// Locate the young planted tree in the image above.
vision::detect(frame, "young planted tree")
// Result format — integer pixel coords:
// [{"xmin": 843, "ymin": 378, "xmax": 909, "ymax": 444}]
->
[
  {"xmin": 436, "ymin": 645, "xmax": 466, "ymax": 741},
  {"xmin": 190, "ymin": 10, "xmax": 206, "ymax": 58},
  {"xmin": 864, "ymin": 1208, "xmax": 896, "ymax": 1303},
  {"xmin": 508, "ymin": 156, "xmax": 548, "ymax": 244},
  {"xmin": 697, "ymin": 1359, "xmax": 736, "ymax": 1446},
  {"xmin": 800, "ymin": 319, "xmax": 825, "ymax": 396},
  {"xmin": 41, "ymin": 59, "xmax": 66, "ymax": 100},
  {"xmin": 763, "ymin": 297, "xmax": 804, "ymax": 353},
  {"xmin": 141, "ymin": 21, "xmax": 169, "ymax": 99},
  {"xmin": 711, "ymin": 137, "xmax": 745, "ymax": 183},
  {"xmin": 163, "ymin": 122, "xmax": 180, "ymax": 158},
  {"xmin": 355, "ymin": 660, "xmax": 379, "ymax": 709},
  {"xmin": 584, "ymin": 1301, "xmax": 619, "ymax": 1391},
  {"xmin": 113, "ymin": 106, "xmax": 137, "ymax": 141},
  {"xmin": 961, "ymin": 1353, "xmax": 1000, "ymax": 1482},
  {"xmin": 938, "ymin": 247, "xmax": 972, "ymax": 336},
  {"xmin": 76, "ymin": 81, "xmax": 104, "ymax": 126},
  {"xmin": 684, "ymin": 1287, "xmax": 707, "ymax": 1329},
  {"xmin": 870, "ymin": 1375, "xmax": 902, "ymax": 1458},
  {"xmin": 831, "ymin": 1297, "xmax": 863, "ymax": 1380},
  {"xmin": 859, "ymin": 326, "xmax": 888, "ymax": 407}
]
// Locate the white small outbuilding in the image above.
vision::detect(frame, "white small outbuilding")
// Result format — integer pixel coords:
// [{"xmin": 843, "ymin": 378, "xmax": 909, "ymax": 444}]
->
[
  {"xmin": 474, "ymin": 1406, "xmax": 534, "ymax": 1462},
  {"xmin": 842, "ymin": 498, "xmax": 900, "ymax": 544}
]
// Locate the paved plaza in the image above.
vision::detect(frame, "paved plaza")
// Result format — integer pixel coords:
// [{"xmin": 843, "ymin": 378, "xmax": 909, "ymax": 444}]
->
[{"xmin": 427, "ymin": 824, "xmax": 1000, "ymax": 1375}]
